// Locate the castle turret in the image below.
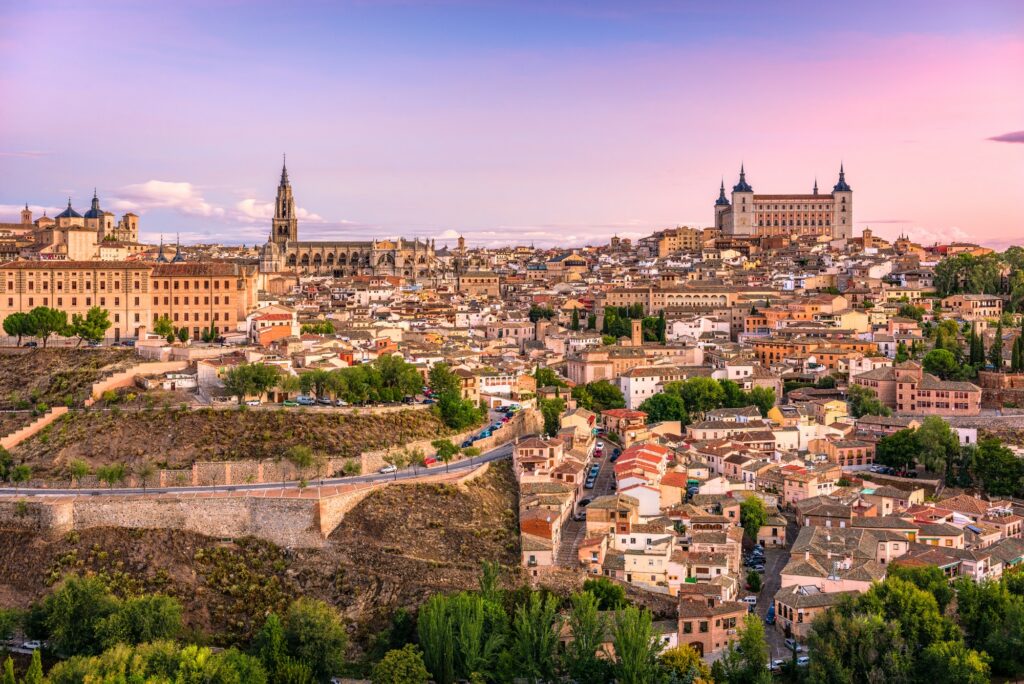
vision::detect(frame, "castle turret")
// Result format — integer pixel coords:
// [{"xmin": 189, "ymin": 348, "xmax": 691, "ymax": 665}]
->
[
  {"xmin": 730, "ymin": 164, "xmax": 755, "ymax": 235},
  {"xmin": 831, "ymin": 164, "xmax": 853, "ymax": 240}
]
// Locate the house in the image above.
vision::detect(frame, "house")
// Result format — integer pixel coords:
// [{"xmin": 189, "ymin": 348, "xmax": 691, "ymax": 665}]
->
[
  {"xmin": 586, "ymin": 493, "xmax": 641, "ymax": 537},
  {"xmin": 851, "ymin": 361, "xmax": 981, "ymax": 416},
  {"xmin": 601, "ymin": 409, "xmax": 648, "ymax": 445},
  {"xmin": 773, "ymin": 585, "xmax": 860, "ymax": 640},
  {"xmin": 676, "ymin": 595, "xmax": 749, "ymax": 658}
]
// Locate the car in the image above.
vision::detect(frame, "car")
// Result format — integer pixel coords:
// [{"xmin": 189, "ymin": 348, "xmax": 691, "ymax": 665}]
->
[
  {"xmin": 752, "ymin": 564, "xmax": 765, "ymax": 573},
  {"xmin": 578, "ymin": 498, "xmax": 593, "ymax": 507},
  {"xmin": 769, "ymin": 658, "xmax": 785, "ymax": 672},
  {"xmin": 869, "ymin": 464, "xmax": 881, "ymax": 472},
  {"xmin": 797, "ymin": 656, "xmax": 810, "ymax": 667},
  {"xmin": 462, "ymin": 440, "xmax": 474, "ymax": 448},
  {"xmin": 318, "ymin": 397, "xmax": 333, "ymax": 406},
  {"xmin": 296, "ymin": 395, "xmax": 316, "ymax": 406},
  {"xmin": 423, "ymin": 398, "xmax": 435, "ymax": 405},
  {"xmin": 906, "ymin": 470, "xmax": 918, "ymax": 478},
  {"xmin": 584, "ymin": 479, "xmax": 595, "ymax": 490},
  {"xmin": 379, "ymin": 464, "xmax": 398, "ymax": 474},
  {"xmin": 609, "ymin": 452, "xmax": 620, "ymax": 463},
  {"xmin": 21, "ymin": 641, "xmax": 41, "ymax": 651},
  {"xmin": 742, "ymin": 595, "xmax": 757, "ymax": 606},
  {"xmin": 785, "ymin": 638, "xmax": 803, "ymax": 653},
  {"xmin": 24, "ymin": 341, "xmax": 38, "ymax": 348},
  {"xmin": 572, "ymin": 511, "xmax": 586, "ymax": 522},
  {"xmin": 502, "ymin": 416, "xmax": 510, "ymax": 423},
  {"xmin": 283, "ymin": 399, "xmax": 299, "ymax": 407},
  {"xmin": 596, "ymin": 441, "xmax": 604, "ymax": 449},
  {"xmin": 766, "ymin": 605, "xmax": 776, "ymax": 625},
  {"xmin": 335, "ymin": 399, "xmax": 349, "ymax": 407},
  {"xmin": 245, "ymin": 399, "xmax": 261, "ymax": 406}
]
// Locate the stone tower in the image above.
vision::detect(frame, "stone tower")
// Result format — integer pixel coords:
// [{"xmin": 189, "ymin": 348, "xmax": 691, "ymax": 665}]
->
[
  {"xmin": 20, "ymin": 204, "xmax": 32, "ymax": 225},
  {"xmin": 730, "ymin": 164, "xmax": 755, "ymax": 235},
  {"xmin": 713, "ymin": 180, "xmax": 730, "ymax": 231},
  {"xmin": 271, "ymin": 157, "xmax": 298, "ymax": 246},
  {"xmin": 831, "ymin": 164, "xmax": 853, "ymax": 240}
]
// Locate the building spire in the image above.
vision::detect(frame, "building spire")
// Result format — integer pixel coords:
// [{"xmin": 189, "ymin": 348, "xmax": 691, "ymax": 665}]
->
[
  {"xmin": 813, "ymin": 178, "xmax": 819, "ymax": 195},
  {"xmin": 833, "ymin": 162, "xmax": 851, "ymax": 192},
  {"xmin": 732, "ymin": 163, "xmax": 753, "ymax": 193},
  {"xmin": 715, "ymin": 178, "xmax": 730, "ymax": 206},
  {"xmin": 280, "ymin": 154, "xmax": 289, "ymax": 185}
]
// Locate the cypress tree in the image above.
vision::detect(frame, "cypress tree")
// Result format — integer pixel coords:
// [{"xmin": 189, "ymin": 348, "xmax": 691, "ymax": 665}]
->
[{"xmin": 989, "ymin": 320, "xmax": 1004, "ymax": 371}]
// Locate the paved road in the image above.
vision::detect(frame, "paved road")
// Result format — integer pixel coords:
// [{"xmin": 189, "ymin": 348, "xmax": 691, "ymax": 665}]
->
[
  {"xmin": 758, "ymin": 515, "xmax": 800, "ymax": 662},
  {"xmin": 556, "ymin": 444, "xmax": 615, "ymax": 568},
  {"xmin": 0, "ymin": 443, "xmax": 514, "ymax": 497}
]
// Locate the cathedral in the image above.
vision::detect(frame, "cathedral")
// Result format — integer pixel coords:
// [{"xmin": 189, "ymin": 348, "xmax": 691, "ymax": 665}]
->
[
  {"xmin": 714, "ymin": 164, "xmax": 853, "ymax": 240},
  {"xmin": 259, "ymin": 161, "xmax": 439, "ymax": 279}
]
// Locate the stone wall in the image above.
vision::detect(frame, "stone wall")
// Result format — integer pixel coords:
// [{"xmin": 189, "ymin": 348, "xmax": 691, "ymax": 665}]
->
[
  {"xmin": 0, "ymin": 406, "xmax": 69, "ymax": 450},
  {"xmin": 84, "ymin": 361, "xmax": 189, "ymax": 406},
  {"xmin": 0, "ymin": 498, "xmax": 73, "ymax": 536}
]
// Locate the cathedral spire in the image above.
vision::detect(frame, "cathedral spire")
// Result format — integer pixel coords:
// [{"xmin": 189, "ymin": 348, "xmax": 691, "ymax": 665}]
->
[
  {"xmin": 833, "ymin": 162, "xmax": 851, "ymax": 192},
  {"xmin": 280, "ymin": 154, "xmax": 289, "ymax": 185},
  {"xmin": 813, "ymin": 178, "xmax": 819, "ymax": 195}
]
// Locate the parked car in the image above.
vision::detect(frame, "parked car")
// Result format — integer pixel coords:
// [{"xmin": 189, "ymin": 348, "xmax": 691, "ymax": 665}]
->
[
  {"xmin": 245, "ymin": 399, "xmax": 261, "ymax": 406},
  {"xmin": 766, "ymin": 605, "xmax": 776, "ymax": 625},
  {"xmin": 596, "ymin": 441, "xmax": 604, "ymax": 449},
  {"xmin": 296, "ymin": 395, "xmax": 316, "ymax": 406},
  {"xmin": 578, "ymin": 498, "xmax": 593, "ymax": 507},
  {"xmin": 283, "ymin": 399, "xmax": 299, "ymax": 407},
  {"xmin": 335, "ymin": 399, "xmax": 348, "ymax": 407},
  {"xmin": 379, "ymin": 464, "xmax": 398, "ymax": 474},
  {"xmin": 785, "ymin": 638, "xmax": 803, "ymax": 653},
  {"xmin": 572, "ymin": 511, "xmax": 586, "ymax": 522},
  {"xmin": 797, "ymin": 656, "xmax": 810, "ymax": 667},
  {"xmin": 742, "ymin": 595, "xmax": 757, "ymax": 606},
  {"xmin": 22, "ymin": 641, "xmax": 41, "ymax": 651},
  {"xmin": 584, "ymin": 479, "xmax": 595, "ymax": 490},
  {"xmin": 752, "ymin": 564, "xmax": 765, "ymax": 573},
  {"xmin": 317, "ymin": 397, "xmax": 333, "ymax": 406},
  {"xmin": 462, "ymin": 440, "xmax": 474, "ymax": 448},
  {"xmin": 422, "ymin": 398, "xmax": 435, "ymax": 405},
  {"xmin": 769, "ymin": 658, "xmax": 785, "ymax": 672},
  {"xmin": 609, "ymin": 452, "xmax": 621, "ymax": 463}
]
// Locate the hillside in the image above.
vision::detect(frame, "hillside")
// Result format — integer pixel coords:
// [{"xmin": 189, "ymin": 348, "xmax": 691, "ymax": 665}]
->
[
  {"xmin": 14, "ymin": 407, "xmax": 450, "ymax": 477},
  {"xmin": 0, "ymin": 460, "xmax": 521, "ymax": 649},
  {"xmin": 0, "ymin": 348, "xmax": 138, "ymax": 409}
]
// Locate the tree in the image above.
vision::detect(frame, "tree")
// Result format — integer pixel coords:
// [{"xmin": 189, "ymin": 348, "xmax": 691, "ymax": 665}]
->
[
  {"xmin": 922, "ymin": 349, "xmax": 959, "ymax": 380},
  {"xmin": 612, "ymin": 606, "xmax": 662, "ymax": 684},
  {"xmin": 746, "ymin": 387, "xmax": 775, "ymax": 417},
  {"xmin": 175, "ymin": 327, "xmax": 189, "ymax": 344},
  {"xmin": 284, "ymin": 445, "xmax": 320, "ymax": 481},
  {"xmin": 918, "ymin": 639, "xmax": 991, "ymax": 684},
  {"xmin": 96, "ymin": 463, "xmax": 127, "ymax": 489},
  {"xmin": 283, "ymin": 598, "xmax": 347, "ymax": 683},
  {"xmin": 572, "ymin": 380, "xmax": 625, "ymax": 413},
  {"xmin": 97, "ymin": 594, "xmax": 182, "ymax": 649},
  {"xmin": 739, "ymin": 496, "xmax": 768, "ymax": 542},
  {"xmin": 583, "ymin": 577, "xmax": 627, "ymax": 610},
  {"xmin": 561, "ymin": 591, "xmax": 609, "ymax": 683},
  {"xmin": 846, "ymin": 383, "xmax": 891, "ymax": 418},
  {"xmin": 897, "ymin": 303, "xmax": 925, "ymax": 322},
  {"xmin": 638, "ymin": 392, "xmax": 688, "ymax": 424},
  {"xmin": 973, "ymin": 437, "xmax": 1023, "ymax": 496},
  {"xmin": 532, "ymin": 366, "xmax": 568, "ymax": 389},
  {"xmin": 70, "ymin": 306, "xmax": 111, "ymax": 346},
  {"xmin": 895, "ymin": 341, "xmax": 910, "ymax": 363},
  {"xmin": 27, "ymin": 306, "xmax": 69, "ymax": 347},
  {"xmin": 887, "ymin": 563, "xmax": 954, "ymax": 613},
  {"xmin": 659, "ymin": 644, "xmax": 712, "ymax": 684},
  {"xmin": 916, "ymin": 416, "xmax": 960, "ymax": 476},
  {"xmin": 9, "ymin": 464, "xmax": 30, "ymax": 491},
  {"xmin": 2, "ymin": 312, "xmax": 32, "ymax": 346},
  {"xmin": 134, "ymin": 462, "xmax": 155, "ymax": 491},
  {"xmin": 449, "ymin": 592, "xmax": 504, "ymax": 681},
  {"xmin": 990, "ymin": 319, "xmax": 1005, "ymax": 370},
  {"xmin": 714, "ymin": 614, "xmax": 771, "ymax": 684},
  {"xmin": 432, "ymin": 439, "xmax": 459, "ymax": 472},
  {"xmin": 67, "ymin": 459, "xmax": 91, "ymax": 488},
  {"xmin": 41, "ymin": 575, "xmax": 120, "ymax": 656},
  {"xmin": 253, "ymin": 612, "xmax": 289, "ymax": 679},
  {"xmin": 22, "ymin": 649, "xmax": 42, "ymax": 684},
  {"xmin": 223, "ymin": 363, "xmax": 281, "ymax": 403},
  {"xmin": 509, "ymin": 592, "xmax": 561, "ymax": 683},
  {"xmin": 539, "ymin": 397, "xmax": 565, "ymax": 437},
  {"xmin": 955, "ymin": 576, "xmax": 1024, "ymax": 676},
  {"xmin": 1, "ymin": 657, "xmax": 13, "ymax": 684},
  {"xmin": 528, "ymin": 305, "xmax": 555, "ymax": 322},
  {"xmin": 570, "ymin": 308, "xmax": 580, "ymax": 331},
  {"xmin": 372, "ymin": 644, "xmax": 430, "ymax": 684},
  {"xmin": 746, "ymin": 571, "xmax": 762, "ymax": 593},
  {"xmin": 875, "ymin": 428, "xmax": 919, "ymax": 470},
  {"xmin": 677, "ymin": 377, "xmax": 726, "ymax": 417},
  {"xmin": 418, "ymin": 594, "xmax": 455, "ymax": 684},
  {"xmin": 153, "ymin": 316, "xmax": 174, "ymax": 339}
]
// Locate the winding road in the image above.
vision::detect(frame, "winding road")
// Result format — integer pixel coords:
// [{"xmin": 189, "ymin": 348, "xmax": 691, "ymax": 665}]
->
[{"xmin": 0, "ymin": 443, "xmax": 515, "ymax": 497}]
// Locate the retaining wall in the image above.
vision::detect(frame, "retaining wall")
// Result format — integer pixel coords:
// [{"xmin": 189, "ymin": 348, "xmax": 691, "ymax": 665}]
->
[
  {"xmin": 0, "ymin": 407, "xmax": 69, "ymax": 450},
  {"xmin": 84, "ymin": 361, "xmax": 189, "ymax": 405}
]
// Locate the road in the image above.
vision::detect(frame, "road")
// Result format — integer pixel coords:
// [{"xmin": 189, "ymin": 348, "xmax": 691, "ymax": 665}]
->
[
  {"xmin": 756, "ymin": 514, "xmax": 800, "ymax": 661},
  {"xmin": 0, "ymin": 443, "xmax": 515, "ymax": 497},
  {"xmin": 556, "ymin": 443, "xmax": 616, "ymax": 567}
]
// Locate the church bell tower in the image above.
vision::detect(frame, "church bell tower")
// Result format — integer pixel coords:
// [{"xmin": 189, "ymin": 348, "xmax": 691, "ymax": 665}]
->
[{"xmin": 271, "ymin": 157, "xmax": 298, "ymax": 246}]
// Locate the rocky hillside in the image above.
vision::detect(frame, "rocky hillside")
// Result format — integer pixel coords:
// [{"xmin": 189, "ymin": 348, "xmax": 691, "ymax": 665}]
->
[
  {"xmin": 0, "ymin": 348, "xmax": 138, "ymax": 409},
  {"xmin": 0, "ymin": 460, "xmax": 521, "ymax": 650},
  {"xmin": 15, "ymin": 407, "xmax": 450, "ymax": 477}
]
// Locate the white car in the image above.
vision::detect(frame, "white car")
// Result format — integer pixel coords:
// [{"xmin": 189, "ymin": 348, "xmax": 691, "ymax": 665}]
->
[
  {"xmin": 22, "ymin": 641, "xmax": 41, "ymax": 651},
  {"xmin": 785, "ymin": 638, "xmax": 803, "ymax": 653},
  {"xmin": 245, "ymin": 399, "xmax": 261, "ymax": 406},
  {"xmin": 742, "ymin": 595, "xmax": 757, "ymax": 606},
  {"xmin": 596, "ymin": 441, "xmax": 604, "ymax": 449},
  {"xmin": 797, "ymin": 655, "xmax": 810, "ymax": 666},
  {"xmin": 379, "ymin": 464, "xmax": 397, "ymax": 474}
]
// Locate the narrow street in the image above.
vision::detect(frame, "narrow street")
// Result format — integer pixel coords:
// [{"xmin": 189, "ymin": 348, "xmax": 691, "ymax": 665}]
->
[
  {"xmin": 556, "ymin": 442, "xmax": 616, "ymax": 568},
  {"xmin": 757, "ymin": 515, "xmax": 800, "ymax": 662}
]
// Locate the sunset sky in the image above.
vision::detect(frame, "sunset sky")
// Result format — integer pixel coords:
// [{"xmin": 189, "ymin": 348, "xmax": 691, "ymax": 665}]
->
[{"xmin": 1, "ymin": 0, "xmax": 1022, "ymax": 249}]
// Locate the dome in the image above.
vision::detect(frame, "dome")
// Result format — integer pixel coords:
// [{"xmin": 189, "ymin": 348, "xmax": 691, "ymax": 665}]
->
[
  {"xmin": 82, "ymin": 190, "xmax": 104, "ymax": 219},
  {"xmin": 715, "ymin": 180, "xmax": 730, "ymax": 206},
  {"xmin": 833, "ymin": 164, "xmax": 851, "ymax": 192},
  {"xmin": 732, "ymin": 164, "xmax": 753, "ymax": 193},
  {"xmin": 55, "ymin": 198, "xmax": 82, "ymax": 219}
]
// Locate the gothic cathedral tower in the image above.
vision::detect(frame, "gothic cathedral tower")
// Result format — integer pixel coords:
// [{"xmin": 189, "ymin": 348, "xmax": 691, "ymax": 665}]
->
[{"xmin": 271, "ymin": 158, "xmax": 298, "ymax": 246}]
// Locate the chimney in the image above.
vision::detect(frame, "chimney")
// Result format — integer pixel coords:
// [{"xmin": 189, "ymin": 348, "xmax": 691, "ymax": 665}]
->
[
  {"xmin": 631, "ymin": 318, "xmax": 643, "ymax": 347},
  {"xmin": 804, "ymin": 551, "xmax": 810, "ymax": 562}
]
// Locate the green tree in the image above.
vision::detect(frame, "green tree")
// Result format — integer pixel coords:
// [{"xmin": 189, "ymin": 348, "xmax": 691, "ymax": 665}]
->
[
  {"xmin": 570, "ymin": 308, "xmax": 580, "ymax": 331},
  {"xmin": 612, "ymin": 605, "xmax": 662, "ymax": 684},
  {"xmin": 922, "ymin": 348, "xmax": 959, "ymax": 380},
  {"xmin": 283, "ymin": 598, "xmax": 347, "ymax": 682},
  {"xmin": 746, "ymin": 571, "xmax": 762, "ymax": 593},
  {"xmin": 418, "ymin": 594, "xmax": 455, "ymax": 684},
  {"xmin": 532, "ymin": 366, "xmax": 568, "ymax": 389},
  {"xmin": 96, "ymin": 463, "xmax": 127, "ymax": 488},
  {"xmin": 528, "ymin": 305, "xmax": 555, "ymax": 322},
  {"xmin": 746, "ymin": 387, "xmax": 775, "ymax": 416},
  {"xmin": 677, "ymin": 377, "xmax": 726, "ymax": 417},
  {"xmin": 253, "ymin": 612, "xmax": 288, "ymax": 679},
  {"xmin": 27, "ymin": 306, "xmax": 69, "ymax": 347},
  {"xmin": 918, "ymin": 639, "xmax": 991, "ymax": 684},
  {"xmin": 153, "ymin": 316, "xmax": 174, "ymax": 339},
  {"xmin": 886, "ymin": 563, "xmax": 954, "ymax": 613},
  {"xmin": 973, "ymin": 437, "xmax": 1023, "ymax": 496},
  {"xmin": 539, "ymin": 397, "xmax": 565, "ymax": 437},
  {"xmin": 572, "ymin": 380, "xmax": 625, "ymax": 413},
  {"xmin": 176, "ymin": 326, "xmax": 189, "ymax": 343},
  {"xmin": 897, "ymin": 303, "xmax": 926, "ymax": 322},
  {"xmin": 22, "ymin": 649, "xmax": 42, "ymax": 684},
  {"xmin": 714, "ymin": 614, "xmax": 771, "ymax": 684},
  {"xmin": 97, "ymin": 594, "xmax": 182, "ymax": 649},
  {"xmin": 284, "ymin": 444, "xmax": 320, "ymax": 481},
  {"xmin": 67, "ymin": 458, "xmax": 90, "ymax": 488},
  {"xmin": 449, "ymin": 592, "xmax": 504, "ymax": 682},
  {"xmin": 1, "ymin": 657, "xmax": 13, "ymax": 684},
  {"xmin": 2, "ymin": 312, "xmax": 32, "ymax": 346},
  {"xmin": 69, "ymin": 306, "xmax": 112, "ymax": 346},
  {"xmin": 990, "ymin": 319, "xmax": 1005, "ymax": 370},
  {"xmin": 431, "ymin": 439, "xmax": 459, "ymax": 472},
  {"xmin": 916, "ymin": 416, "xmax": 960, "ymax": 476},
  {"xmin": 9, "ymin": 464, "xmax": 31, "ymax": 491},
  {"xmin": 659, "ymin": 644, "xmax": 712, "ymax": 684},
  {"xmin": 582, "ymin": 577, "xmax": 627, "ymax": 610},
  {"xmin": 40, "ymin": 575, "xmax": 119, "ymax": 656},
  {"xmin": 561, "ymin": 591, "xmax": 609, "ymax": 683},
  {"xmin": 955, "ymin": 576, "xmax": 1024, "ymax": 676},
  {"xmin": 638, "ymin": 391, "xmax": 688, "ymax": 424},
  {"xmin": 372, "ymin": 644, "xmax": 430, "ymax": 684},
  {"xmin": 739, "ymin": 496, "xmax": 768, "ymax": 542},
  {"xmin": 846, "ymin": 383, "xmax": 892, "ymax": 418},
  {"xmin": 875, "ymin": 428, "xmax": 919, "ymax": 470},
  {"xmin": 509, "ymin": 592, "xmax": 561, "ymax": 683}
]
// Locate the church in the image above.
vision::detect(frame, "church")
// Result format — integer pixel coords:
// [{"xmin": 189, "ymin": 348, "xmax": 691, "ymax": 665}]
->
[{"xmin": 259, "ymin": 162, "xmax": 439, "ymax": 279}]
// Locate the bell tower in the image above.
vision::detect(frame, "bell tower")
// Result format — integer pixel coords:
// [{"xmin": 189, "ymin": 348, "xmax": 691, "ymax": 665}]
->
[{"xmin": 271, "ymin": 156, "xmax": 298, "ymax": 246}]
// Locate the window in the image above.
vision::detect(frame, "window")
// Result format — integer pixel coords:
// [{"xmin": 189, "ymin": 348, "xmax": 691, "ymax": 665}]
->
[{"xmin": 699, "ymin": 621, "xmax": 709, "ymax": 633}]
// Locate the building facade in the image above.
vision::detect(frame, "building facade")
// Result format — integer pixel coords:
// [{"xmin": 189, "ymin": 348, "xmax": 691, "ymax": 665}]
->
[{"xmin": 715, "ymin": 165, "xmax": 853, "ymax": 240}]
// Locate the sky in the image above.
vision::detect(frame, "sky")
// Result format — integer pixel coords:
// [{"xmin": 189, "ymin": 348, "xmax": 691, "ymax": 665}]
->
[{"xmin": 0, "ymin": 0, "xmax": 1022, "ymax": 249}]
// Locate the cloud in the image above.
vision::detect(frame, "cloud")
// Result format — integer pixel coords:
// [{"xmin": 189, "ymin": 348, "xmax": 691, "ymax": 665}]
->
[
  {"xmin": 234, "ymin": 198, "xmax": 323, "ymax": 222},
  {"xmin": 112, "ymin": 180, "xmax": 225, "ymax": 217},
  {"xmin": 435, "ymin": 229, "xmax": 461, "ymax": 240},
  {"xmin": 989, "ymin": 131, "xmax": 1024, "ymax": 144},
  {"xmin": 0, "ymin": 150, "xmax": 52, "ymax": 158}
]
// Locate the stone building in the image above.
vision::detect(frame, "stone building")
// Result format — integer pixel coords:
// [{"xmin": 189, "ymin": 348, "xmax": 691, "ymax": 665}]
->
[
  {"xmin": 714, "ymin": 164, "xmax": 853, "ymax": 240},
  {"xmin": 259, "ymin": 161, "xmax": 440, "ymax": 279}
]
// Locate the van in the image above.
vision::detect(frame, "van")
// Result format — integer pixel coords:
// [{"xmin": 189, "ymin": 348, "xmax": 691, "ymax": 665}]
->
[{"xmin": 742, "ymin": 595, "xmax": 757, "ymax": 607}]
